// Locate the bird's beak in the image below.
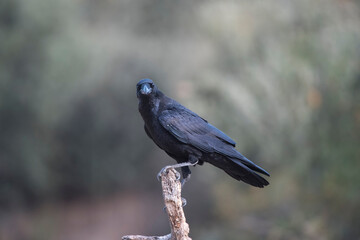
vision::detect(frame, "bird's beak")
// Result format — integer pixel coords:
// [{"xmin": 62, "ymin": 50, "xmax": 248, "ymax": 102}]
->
[{"xmin": 140, "ymin": 83, "xmax": 152, "ymax": 95}]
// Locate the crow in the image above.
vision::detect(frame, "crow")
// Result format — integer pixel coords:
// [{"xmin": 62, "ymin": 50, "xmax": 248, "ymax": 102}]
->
[{"xmin": 137, "ymin": 79, "xmax": 269, "ymax": 188}]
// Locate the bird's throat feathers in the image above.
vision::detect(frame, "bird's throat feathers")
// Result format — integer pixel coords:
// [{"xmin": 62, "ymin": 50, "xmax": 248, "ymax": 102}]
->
[{"xmin": 138, "ymin": 91, "xmax": 163, "ymax": 118}]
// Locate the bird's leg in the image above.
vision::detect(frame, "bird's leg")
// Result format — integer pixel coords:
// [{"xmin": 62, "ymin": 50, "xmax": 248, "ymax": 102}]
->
[
  {"xmin": 181, "ymin": 174, "xmax": 191, "ymax": 187},
  {"xmin": 157, "ymin": 160, "xmax": 198, "ymax": 181},
  {"xmin": 180, "ymin": 156, "xmax": 198, "ymax": 187},
  {"xmin": 180, "ymin": 166, "xmax": 191, "ymax": 186}
]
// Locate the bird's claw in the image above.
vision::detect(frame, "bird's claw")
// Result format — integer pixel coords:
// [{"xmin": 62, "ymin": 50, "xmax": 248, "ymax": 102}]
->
[
  {"xmin": 157, "ymin": 166, "xmax": 181, "ymax": 181},
  {"xmin": 175, "ymin": 171, "xmax": 181, "ymax": 180},
  {"xmin": 181, "ymin": 197, "xmax": 187, "ymax": 207},
  {"xmin": 180, "ymin": 179, "xmax": 185, "ymax": 187},
  {"xmin": 157, "ymin": 172, "xmax": 162, "ymax": 181},
  {"xmin": 157, "ymin": 166, "xmax": 169, "ymax": 181}
]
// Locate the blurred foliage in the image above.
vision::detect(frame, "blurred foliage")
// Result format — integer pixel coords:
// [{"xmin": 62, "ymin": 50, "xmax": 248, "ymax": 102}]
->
[{"xmin": 1, "ymin": 0, "xmax": 360, "ymax": 239}]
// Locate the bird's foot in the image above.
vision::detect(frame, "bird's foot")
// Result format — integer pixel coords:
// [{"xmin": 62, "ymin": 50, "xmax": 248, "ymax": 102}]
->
[
  {"xmin": 157, "ymin": 166, "xmax": 181, "ymax": 181},
  {"xmin": 157, "ymin": 166, "xmax": 170, "ymax": 181},
  {"xmin": 175, "ymin": 171, "xmax": 181, "ymax": 180},
  {"xmin": 181, "ymin": 197, "xmax": 187, "ymax": 207}
]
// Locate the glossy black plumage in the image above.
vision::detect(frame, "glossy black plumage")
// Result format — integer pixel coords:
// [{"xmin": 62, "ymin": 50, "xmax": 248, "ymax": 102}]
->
[{"xmin": 137, "ymin": 79, "xmax": 269, "ymax": 188}]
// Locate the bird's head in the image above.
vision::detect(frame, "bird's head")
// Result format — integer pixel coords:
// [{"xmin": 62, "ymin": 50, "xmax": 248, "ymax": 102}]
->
[{"xmin": 136, "ymin": 78, "xmax": 156, "ymax": 98}]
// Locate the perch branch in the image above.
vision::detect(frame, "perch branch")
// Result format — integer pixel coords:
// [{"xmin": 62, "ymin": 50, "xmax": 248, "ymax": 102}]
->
[{"xmin": 122, "ymin": 168, "xmax": 191, "ymax": 240}]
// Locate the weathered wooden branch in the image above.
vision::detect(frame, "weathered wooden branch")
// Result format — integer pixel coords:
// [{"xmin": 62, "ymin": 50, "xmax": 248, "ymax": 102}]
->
[
  {"xmin": 122, "ymin": 234, "xmax": 171, "ymax": 240},
  {"xmin": 122, "ymin": 168, "xmax": 191, "ymax": 240}
]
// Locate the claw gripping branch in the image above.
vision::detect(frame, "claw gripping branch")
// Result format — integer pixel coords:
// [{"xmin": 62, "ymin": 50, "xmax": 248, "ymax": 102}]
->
[{"xmin": 122, "ymin": 168, "xmax": 192, "ymax": 240}]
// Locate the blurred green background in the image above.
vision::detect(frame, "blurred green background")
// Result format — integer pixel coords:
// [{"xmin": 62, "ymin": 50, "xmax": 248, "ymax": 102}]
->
[{"xmin": 1, "ymin": 0, "xmax": 360, "ymax": 239}]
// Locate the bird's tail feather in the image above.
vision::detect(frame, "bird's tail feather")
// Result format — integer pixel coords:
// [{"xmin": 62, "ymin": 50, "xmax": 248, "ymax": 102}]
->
[
  {"xmin": 230, "ymin": 155, "xmax": 270, "ymax": 177},
  {"xmin": 208, "ymin": 154, "xmax": 269, "ymax": 188},
  {"xmin": 225, "ymin": 158, "xmax": 269, "ymax": 188}
]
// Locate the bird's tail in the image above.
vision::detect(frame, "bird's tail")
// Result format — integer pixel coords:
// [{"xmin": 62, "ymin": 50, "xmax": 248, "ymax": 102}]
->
[
  {"xmin": 225, "ymin": 157, "xmax": 269, "ymax": 188},
  {"xmin": 206, "ymin": 154, "xmax": 269, "ymax": 188}
]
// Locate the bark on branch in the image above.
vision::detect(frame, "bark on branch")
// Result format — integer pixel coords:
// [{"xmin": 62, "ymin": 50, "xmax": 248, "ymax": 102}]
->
[{"xmin": 122, "ymin": 168, "xmax": 191, "ymax": 240}]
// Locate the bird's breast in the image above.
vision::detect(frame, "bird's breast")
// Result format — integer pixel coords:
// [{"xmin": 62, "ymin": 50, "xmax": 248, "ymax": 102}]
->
[{"xmin": 139, "ymin": 98, "xmax": 200, "ymax": 161}]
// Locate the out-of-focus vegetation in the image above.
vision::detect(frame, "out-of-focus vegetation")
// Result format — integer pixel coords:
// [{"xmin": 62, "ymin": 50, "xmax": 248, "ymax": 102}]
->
[{"xmin": 1, "ymin": 0, "xmax": 360, "ymax": 239}]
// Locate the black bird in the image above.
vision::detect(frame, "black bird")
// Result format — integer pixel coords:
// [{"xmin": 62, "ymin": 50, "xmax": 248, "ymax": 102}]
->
[{"xmin": 137, "ymin": 79, "xmax": 269, "ymax": 188}]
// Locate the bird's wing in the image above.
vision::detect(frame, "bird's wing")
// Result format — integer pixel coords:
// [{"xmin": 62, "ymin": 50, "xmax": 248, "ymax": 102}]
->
[
  {"xmin": 158, "ymin": 108, "xmax": 270, "ymax": 177},
  {"xmin": 158, "ymin": 108, "xmax": 237, "ymax": 150}
]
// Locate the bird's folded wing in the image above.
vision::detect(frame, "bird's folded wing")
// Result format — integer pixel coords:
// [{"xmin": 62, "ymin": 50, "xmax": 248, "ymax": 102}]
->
[
  {"xmin": 158, "ymin": 108, "xmax": 270, "ymax": 177},
  {"xmin": 158, "ymin": 109, "xmax": 236, "ymax": 151}
]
